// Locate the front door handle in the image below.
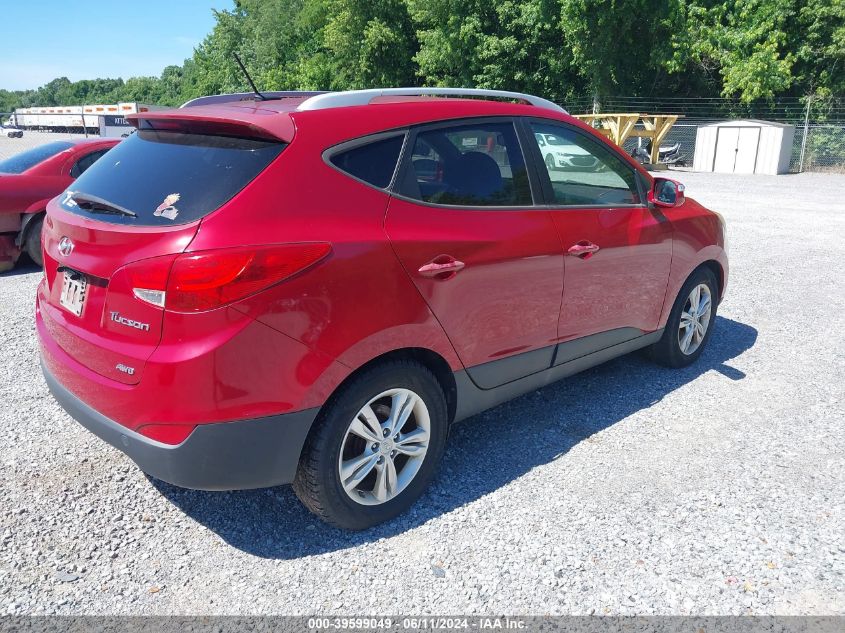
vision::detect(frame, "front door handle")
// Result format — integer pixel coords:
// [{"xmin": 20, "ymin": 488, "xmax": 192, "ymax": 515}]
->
[
  {"xmin": 567, "ymin": 241, "xmax": 600, "ymax": 259},
  {"xmin": 418, "ymin": 255, "xmax": 465, "ymax": 280}
]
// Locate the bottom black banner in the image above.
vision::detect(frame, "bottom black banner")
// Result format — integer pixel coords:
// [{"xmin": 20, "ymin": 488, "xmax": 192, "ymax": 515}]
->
[{"xmin": 0, "ymin": 616, "xmax": 842, "ymax": 633}]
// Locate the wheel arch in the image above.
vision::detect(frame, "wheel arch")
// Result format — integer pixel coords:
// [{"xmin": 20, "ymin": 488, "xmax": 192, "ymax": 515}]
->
[
  {"xmin": 16, "ymin": 210, "xmax": 45, "ymax": 247},
  {"xmin": 316, "ymin": 347, "xmax": 458, "ymax": 428},
  {"xmin": 659, "ymin": 243, "xmax": 728, "ymax": 330},
  {"xmin": 698, "ymin": 259, "xmax": 725, "ymax": 301}
]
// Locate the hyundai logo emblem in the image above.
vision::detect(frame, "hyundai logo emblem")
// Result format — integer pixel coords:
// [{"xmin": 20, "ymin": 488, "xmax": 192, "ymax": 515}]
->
[{"xmin": 58, "ymin": 237, "xmax": 74, "ymax": 257}]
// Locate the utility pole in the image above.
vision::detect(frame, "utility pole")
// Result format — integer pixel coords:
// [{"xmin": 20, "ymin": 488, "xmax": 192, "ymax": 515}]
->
[{"xmin": 798, "ymin": 95, "xmax": 811, "ymax": 173}]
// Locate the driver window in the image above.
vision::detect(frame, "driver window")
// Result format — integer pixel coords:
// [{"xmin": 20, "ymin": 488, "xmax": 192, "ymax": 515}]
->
[{"xmin": 529, "ymin": 122, "xmax": 640, "ymax": 206}]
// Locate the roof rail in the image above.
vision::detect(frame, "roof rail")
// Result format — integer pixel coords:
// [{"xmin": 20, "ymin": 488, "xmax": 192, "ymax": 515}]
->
[
  {"xmin": 297, "ymin": 88, "xmax": 567, "ymax": 113},
  {"xmin": 181, "ymin": 91, "xmax": 328, "ymax": 108}
]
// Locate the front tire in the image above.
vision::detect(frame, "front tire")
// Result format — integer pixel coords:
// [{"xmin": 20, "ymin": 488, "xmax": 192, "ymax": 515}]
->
[
  {"xmin": 649, "ymin": 267, "xmax": 718, "ymax": 367},
  {"xmin": 293, "ymin": 360, "xmax": 448, "ymax": 530}
]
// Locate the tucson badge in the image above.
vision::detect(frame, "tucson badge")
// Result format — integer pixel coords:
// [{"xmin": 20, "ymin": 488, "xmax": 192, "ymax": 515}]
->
[{"xmin": 110, "ymin": 311, "xmax": 150, "ymax": 332}]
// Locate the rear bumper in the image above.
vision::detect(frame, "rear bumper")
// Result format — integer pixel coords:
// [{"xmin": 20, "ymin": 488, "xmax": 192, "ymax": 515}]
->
[{"xmin": 42, "ymin": 360, "xmax": 318, "ymax": 490}]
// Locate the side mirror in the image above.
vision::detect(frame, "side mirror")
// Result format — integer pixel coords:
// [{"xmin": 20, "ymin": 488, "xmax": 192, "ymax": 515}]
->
[{"xmin": 649, "ymin": 178, "xmax": 685, "ymax": 208}]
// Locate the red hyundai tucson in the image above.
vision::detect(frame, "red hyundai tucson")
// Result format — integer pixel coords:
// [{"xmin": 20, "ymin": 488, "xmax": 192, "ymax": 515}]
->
[{"xmin": 37, "ymin": 88, "xmax": 728, "ymax": 529}]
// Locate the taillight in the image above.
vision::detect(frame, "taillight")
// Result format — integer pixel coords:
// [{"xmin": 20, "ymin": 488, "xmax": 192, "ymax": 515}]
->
[
  {"xmin": 128, "ymin": 243, "xmax": 331, "ymax": 312},
  {"xmin": 124, "ymin": 254, "xmax": 175, "ymax": 308}
]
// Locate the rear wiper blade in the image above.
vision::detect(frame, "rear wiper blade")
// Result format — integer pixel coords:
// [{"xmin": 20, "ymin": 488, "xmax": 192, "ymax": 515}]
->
[{"xmin": 70, "ymin": 192, "xmax": 137, "ymax": 218}]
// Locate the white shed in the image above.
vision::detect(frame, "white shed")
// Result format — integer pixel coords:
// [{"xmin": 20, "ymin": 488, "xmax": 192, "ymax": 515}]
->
[{"xmin": 693, "ymin": 120, "xmax": 795, "ymax": 175}]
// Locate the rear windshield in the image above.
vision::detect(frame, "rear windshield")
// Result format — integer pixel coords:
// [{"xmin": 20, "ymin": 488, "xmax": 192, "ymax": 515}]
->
[
  {"xmin": 0, "ymin": 141, "xmax": 73, "ymax": 174},
  {"xmin": 59, "ymin": 130, "xmax": 285, "ymax": 226}
]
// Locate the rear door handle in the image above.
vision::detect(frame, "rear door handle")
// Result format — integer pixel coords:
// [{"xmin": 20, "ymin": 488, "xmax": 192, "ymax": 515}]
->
[
  {"xmin": 567, "ymin": 241, "xmax": 600, "ymax": 259},
  {"xmin": 418, "ymin": 255, "xmax": 465, "ymax": 279}
]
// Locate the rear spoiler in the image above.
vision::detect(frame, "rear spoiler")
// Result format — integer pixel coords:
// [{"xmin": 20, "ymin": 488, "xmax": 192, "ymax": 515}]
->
[{"xmin": 126, "ymin": 107, "xmax": 295, "ymax": 142}]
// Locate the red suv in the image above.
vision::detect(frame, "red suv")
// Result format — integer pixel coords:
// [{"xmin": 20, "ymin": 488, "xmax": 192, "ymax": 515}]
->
[{"xmin": 38, "ymin": 88, "xmax": 728, "ymax": 529}]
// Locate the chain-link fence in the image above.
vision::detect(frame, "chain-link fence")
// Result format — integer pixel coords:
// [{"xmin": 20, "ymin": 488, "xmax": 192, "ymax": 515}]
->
[
  {"xmin": 598, "ymin": 120, "xmax": 845, "ymax": 174},
  {"xmin": 647, "ymin": 121, "xmax": 845, "ymax": 173},
  {"xmin": 566, "ymin": 96, "xmax": 845, "ymax": 173},
  {"xmin": 790, "ymin": 124, "xmax": 845, "ymax": 172}
]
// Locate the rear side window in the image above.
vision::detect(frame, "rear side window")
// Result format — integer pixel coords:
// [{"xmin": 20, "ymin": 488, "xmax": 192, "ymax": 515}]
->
[
  {"xmin": 0, "ymin": 141, "xmax": 73, "ymax": 174},
  {"xmin": 70, "ymin": 148, "xmax": 111, "ymax": 178},
  {"xmin": 401, "ymin": 121, "xmax": 532, "ymax": 207},
  {"xmin": 59, "ymin": 130, "xmax": 285, "ymax": 226},
  {"xmin": 329, "ymin": 135, "xmax": 404, "ymax": 188}
]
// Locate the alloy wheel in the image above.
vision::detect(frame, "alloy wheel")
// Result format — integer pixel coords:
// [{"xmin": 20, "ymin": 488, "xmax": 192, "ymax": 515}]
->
[
  {"xmin": 337, "ymin": 388, "xmax": 431, "ymax": 506},
  {"xmin": 678, "ymin": 283, "xmax": 712, "ymax": 355}
]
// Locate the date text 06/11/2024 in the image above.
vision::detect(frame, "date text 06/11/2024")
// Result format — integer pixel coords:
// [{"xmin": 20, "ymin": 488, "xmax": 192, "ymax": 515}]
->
[{"xmin": 306, "ymin": 618, "xmax": 527, "ymax": 630}]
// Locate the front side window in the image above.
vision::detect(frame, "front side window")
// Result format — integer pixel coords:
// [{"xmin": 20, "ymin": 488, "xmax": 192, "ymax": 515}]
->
[
  {"xmin": 529, "ymin": 122, "xmax": 641, "ymax": 206},
  {"xmin": 401, "ymin": 121, "xmax": 532, "ymax": 207}
]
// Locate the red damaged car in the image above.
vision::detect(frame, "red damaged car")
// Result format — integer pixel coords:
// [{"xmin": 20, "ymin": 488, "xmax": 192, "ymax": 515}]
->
[
  {"xmin": 0, "ymin": 138, "xmax": 118, "ymax": 271},
  {"xmin": 38, "ymin": 88, "xmax": 727, "ymax": 529}
]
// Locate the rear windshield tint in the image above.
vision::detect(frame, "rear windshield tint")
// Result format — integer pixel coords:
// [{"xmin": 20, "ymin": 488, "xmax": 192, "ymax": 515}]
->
[
  {"xmin": 58, "ymin": 130, "xmax": 285, "ymax": 226},
  {"xmin": 0, "ymin": 141, "xmax": 73, "ymax": 174}
]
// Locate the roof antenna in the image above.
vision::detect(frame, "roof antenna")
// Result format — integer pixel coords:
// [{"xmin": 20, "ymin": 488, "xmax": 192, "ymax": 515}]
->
[{"xmin": 233, "ymin": 53, "xmax": 266, "ymax": 101}]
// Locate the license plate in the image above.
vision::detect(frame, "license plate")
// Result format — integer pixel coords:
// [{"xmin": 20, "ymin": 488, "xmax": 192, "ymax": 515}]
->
[{"xmin": 59, "ymin": 270, "xmax": 88, "ymax": 316}]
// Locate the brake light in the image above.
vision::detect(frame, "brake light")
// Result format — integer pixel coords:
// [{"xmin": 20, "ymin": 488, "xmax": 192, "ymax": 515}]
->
[{"xmin": 128, "ymin": 243, "xmax": 331, "ymax": 312}]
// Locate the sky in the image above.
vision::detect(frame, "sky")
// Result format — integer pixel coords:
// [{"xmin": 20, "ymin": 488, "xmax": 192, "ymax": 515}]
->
[{"xmin": 0, "ymin": 0, "xmax": 231, "ymax": 91}]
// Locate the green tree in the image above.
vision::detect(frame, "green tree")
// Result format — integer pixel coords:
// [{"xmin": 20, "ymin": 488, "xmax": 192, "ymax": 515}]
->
[
  {"xmin": 561, "ymin": 0, "xmax": 685, "ymax": 106},
  {"xmin": 189, "ymin": 6, "xmax": 251, "ymax": 96},
  {"xmin": 668, "ymin": 0, "xmax": 796, "ymax": 102},
  {"xmin": 158, "ymin": 65, "xmax": 187, "ymax": 106},
  {"xmin": 322, "ymin": 0, "xmax": 418, "ymax": 88},
  {"xmin": 793, "ymin": 0, "xmax": 845, "ymax": 97},
  {"xmin": 473, "ymin": 0, "xmax": 577, "ymax": 98},
  {"xmin": 2, "ymin": 0, "xmax": 842, "ymax": 114},
  {"xmin": 408, "ymin": 0, "xmax": 495, "ymax": 87}
]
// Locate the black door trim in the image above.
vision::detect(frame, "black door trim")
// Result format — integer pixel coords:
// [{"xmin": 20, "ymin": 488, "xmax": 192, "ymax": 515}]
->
[
  {"xmin": 464, "ymin": 326, "xmax": 649, "ymax": 390},
  {"xmin": 553, "ymin": 327, "xmax": 643, "ymax": 366},
  {"xmin": 465, "ymin": 345, "xmax": 555, "ymax": 390},
  {"xmin": 454, "ymin": 329, "xmax": 664, "ymax": 422}
]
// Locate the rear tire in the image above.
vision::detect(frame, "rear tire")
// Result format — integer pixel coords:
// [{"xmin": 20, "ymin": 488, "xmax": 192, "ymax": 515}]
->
[
  {"xmin": 649, "ymin": 267, "xmax": 718, "ymax": 368},
  {"xmin": 293, "ymin": 360, "xmax": 448, "ymax": 530},
  {"xmin": 24, "ymin": 217, "xmax": 43, "ymax": 267}
]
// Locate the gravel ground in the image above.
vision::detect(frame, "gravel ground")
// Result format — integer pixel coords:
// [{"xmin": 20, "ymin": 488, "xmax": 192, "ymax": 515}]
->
[{"xmin": 1, "ymin": 170, "xmax": 843, "ymax": 616}]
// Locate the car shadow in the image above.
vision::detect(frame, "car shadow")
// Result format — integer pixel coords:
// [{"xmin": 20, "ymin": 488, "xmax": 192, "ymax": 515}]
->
[
  {"xmin": 151, "ymin": 316, "xmax": 757, "ymax": 559},
  {"xmin": 1, "ymin": 258, "xmax": 41, "ymax": 276}
]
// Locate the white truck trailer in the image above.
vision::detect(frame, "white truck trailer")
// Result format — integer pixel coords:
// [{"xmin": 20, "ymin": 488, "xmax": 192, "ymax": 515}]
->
[{"xmin": 10, "ymin": 102, "xmax": 165, "ymax": 132}]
